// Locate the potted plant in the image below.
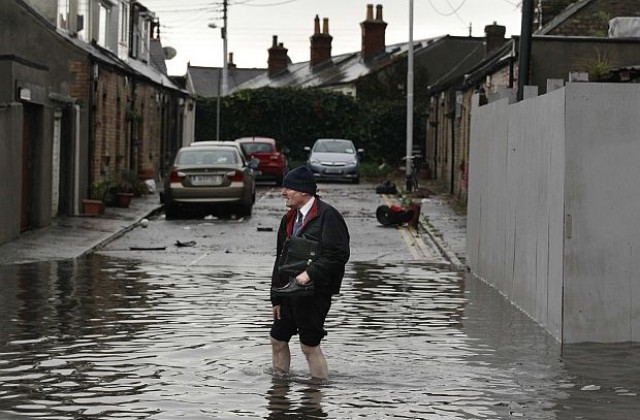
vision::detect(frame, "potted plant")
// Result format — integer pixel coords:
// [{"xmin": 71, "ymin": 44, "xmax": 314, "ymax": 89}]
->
[
  {"xmin": 116, "ymin": 170, "xmax": 137, "ymax": 208},
  {"xmin": 83, "ymin": 179, "xmax": 110, "ymax": 215}
]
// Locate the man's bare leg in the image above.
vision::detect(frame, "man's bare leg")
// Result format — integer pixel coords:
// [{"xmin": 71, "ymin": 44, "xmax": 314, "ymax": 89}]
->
[
  {"xmin": 301, "ymin": 343, "xmax": 328, "ymax": 380},
  {"xmin": 271, "ymin": 337, "xmax": 291, "ymax": 374}
]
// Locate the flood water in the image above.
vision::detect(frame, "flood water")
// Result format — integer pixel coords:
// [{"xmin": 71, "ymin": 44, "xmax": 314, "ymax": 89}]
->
[{"xmin": 0, "ymin": 255, "xmax": 638, "ymax": 419}]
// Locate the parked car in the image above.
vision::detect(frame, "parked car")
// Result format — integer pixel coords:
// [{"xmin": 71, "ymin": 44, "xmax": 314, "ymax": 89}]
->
[
  {"xmin": 234, "ymin": 137, "xmax": 289, "ymax": 185},
  {"xmin": 305, "ymin": 138, "xmax": 363, "ymax": 184},
  {"xmin": 163, "ymin": 143, "xmax": 258, "ymax": 219}
]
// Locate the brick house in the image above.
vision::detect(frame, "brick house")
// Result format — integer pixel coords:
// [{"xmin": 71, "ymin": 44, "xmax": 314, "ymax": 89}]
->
[
  {"xmin": 423, "ymin": 0, "xmax": 640, "ymax": 204},
  {"xmin": 0, "ymin": 0, "xmax": 194, "ymax": 246}
]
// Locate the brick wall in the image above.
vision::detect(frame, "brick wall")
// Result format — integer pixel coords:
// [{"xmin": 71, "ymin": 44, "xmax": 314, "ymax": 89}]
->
[
  {"xmin": 547, "ymin": 0, "xmax": 640, "ymax": 37},
  {"xmin": 88, "ymin": 66, "xmax": 164, "ymax": 185}
]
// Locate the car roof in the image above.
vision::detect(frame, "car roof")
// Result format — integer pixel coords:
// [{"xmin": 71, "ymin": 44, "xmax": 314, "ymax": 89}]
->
[
  {"xmin": 234, "ymin": 137, "xmax": 276, "ymax": 145},
  {"xmin": 190, "ymin": 140, "xmax": 238, "ymax": 147},
  {"xmin": 315, "ymin": 138, "xmax": 353, "ymax": 143}
]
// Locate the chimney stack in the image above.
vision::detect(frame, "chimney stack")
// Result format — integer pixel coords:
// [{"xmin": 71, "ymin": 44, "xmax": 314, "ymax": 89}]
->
[
  {"xmin": 228, "ymin": 52, "xmax": 236, "ymax": 69},
  {"xmin": 360, "ymin": 4, "xmax": 387, "ymax": 60},
  {"xmin": 484, "ymin": 22, "xmax": 506, "ymax": 55},
  {"xmin": 310, "ymin": 15, "xmax": 333, "ymax": 67},
  {"xmin": 268, "ymin": 35, "xmax": 289, "ymax": 76}
]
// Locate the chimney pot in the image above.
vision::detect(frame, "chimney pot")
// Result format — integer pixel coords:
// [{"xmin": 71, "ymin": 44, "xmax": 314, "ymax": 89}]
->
[
  {"xmin": 310, "ymin": 16, "xmax": 333, "ymax": 66},
  {"xmin": 314, "ymin": 15, "xmax": 320, "ymax": 34},
  {"xmin": 268, "ymin": 36, "xmax": 289, "ymax": 76},
  {"xmin": 361, "ymin": 4, "xmax": 387, "ymax": 59},
  {"xmin": 484, "ymin": 22, "xmax": 506, "ymax": 55}
]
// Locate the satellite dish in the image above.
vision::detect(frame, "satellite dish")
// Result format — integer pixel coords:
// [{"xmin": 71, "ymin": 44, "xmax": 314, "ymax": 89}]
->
[{"xmin": 163, "ymin": 46, "xmax": 177, "ymax": 60}]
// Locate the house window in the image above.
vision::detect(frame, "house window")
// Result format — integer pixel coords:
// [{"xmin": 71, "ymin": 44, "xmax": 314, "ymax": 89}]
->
[
  {"xmin": 97, "ymin": 2, "xmax": 112, "ymax": 48},
  {"xmin": 57, "ymin": 0, "xmax": 69, "ymax": 29},
  {"xmin": 120, "ymin": 1, "xmax": 129, "ymax": 45},
  {"xmin": 57, "ymin": 0, "xmax": 87, "ymax": 39}
]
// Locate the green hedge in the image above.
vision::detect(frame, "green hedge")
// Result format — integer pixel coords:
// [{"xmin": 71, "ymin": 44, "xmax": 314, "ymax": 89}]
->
[{"xmin": 195, "ymin": 87, "xmax": 425, "ymax": 164}]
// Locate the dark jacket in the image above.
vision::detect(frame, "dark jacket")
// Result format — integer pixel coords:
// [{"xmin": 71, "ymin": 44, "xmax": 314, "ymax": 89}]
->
[{"xmin": 270, "ymin": 198, "xmax": 350, "ymax": 306}]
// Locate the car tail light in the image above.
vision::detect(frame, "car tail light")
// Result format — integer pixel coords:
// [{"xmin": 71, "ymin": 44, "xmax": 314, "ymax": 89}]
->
[
  {"xmin": 227, "ymin": 170, "xmax": 244, "ymax": 182},
  {"xmin": 169, "ymin": 169, "xmax": 186, "ymax": 183},
  {"xmin": 270, "ymin": 153, "xmax": 280, "ymax": 160}
]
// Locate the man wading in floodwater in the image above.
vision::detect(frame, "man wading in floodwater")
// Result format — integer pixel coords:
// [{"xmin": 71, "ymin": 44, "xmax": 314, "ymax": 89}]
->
[{"xmin": 269, "ymin": 166, "xmax": 350, "ymax": 380}]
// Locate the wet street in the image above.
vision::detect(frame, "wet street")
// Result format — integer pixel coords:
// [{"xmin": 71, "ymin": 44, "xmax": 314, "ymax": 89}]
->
[{"xmin": 0, "ymin": 183, "xmax": 639, "ymax": 419}]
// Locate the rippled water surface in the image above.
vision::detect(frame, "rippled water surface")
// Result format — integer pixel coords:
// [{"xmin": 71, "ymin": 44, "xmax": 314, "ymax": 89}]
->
[{"xmin": 0, "ymin": 255, "xmax": 638, "ymax": 419}]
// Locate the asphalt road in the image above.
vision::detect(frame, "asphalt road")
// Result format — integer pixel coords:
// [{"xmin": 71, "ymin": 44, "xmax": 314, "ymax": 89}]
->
[{"xmin": 97, "ymin": 181, "xmax": 448, "ymax": 268}]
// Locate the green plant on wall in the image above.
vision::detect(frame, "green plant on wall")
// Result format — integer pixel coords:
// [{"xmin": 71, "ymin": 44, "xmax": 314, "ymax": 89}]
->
[
  {"xmin": 592, "ymin": 10, "xmax": 612, "ymax": 37},
  {"xmin": 572, "ymin": 47, "xmax": 620, "ymax": 82}
]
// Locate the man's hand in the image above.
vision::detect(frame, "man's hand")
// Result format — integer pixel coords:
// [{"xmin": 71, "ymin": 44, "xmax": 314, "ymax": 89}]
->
[
  {"xmin": 273, "ymin": 305, "xmax": 281, "ymax": 320},
  {"xmin": 296, "ymin": 271, "xmax": 311, "ymax": 285}
]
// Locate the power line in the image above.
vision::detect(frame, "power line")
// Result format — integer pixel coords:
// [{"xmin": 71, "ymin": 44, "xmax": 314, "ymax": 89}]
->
[
  {"xmin": 426, "ymin": 0, "xmax": 467, "ymax": 17},
  {"xmin": 231, "ymin": 0, "xmax": 302, "ymax": 6}
]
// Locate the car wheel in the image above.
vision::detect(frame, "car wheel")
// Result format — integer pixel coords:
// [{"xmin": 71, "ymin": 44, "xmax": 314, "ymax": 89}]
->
[
  {"xmin": 164, "ymin": 203, "xmax": 179, "ymax": 219},
  {"xmin": 352, "ymin": 176, "xmax": 360, "ymax": 184},
  {"xmin": 238, "ymin": 203, "xmax": 253, "ymax": 217}
]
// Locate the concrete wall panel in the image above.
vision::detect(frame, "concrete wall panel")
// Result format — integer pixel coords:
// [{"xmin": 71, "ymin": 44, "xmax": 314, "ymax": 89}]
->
[
  {"xmin": 469, "ymin": 88, "xmax": 565, "ymax": 340},
  {"xmin": 563, "ymin": 83, "xmax": 640, "ymax": 342},
  {"xmin": 468, "ymin": 97, "xmax": 510, "ymax": 292}
]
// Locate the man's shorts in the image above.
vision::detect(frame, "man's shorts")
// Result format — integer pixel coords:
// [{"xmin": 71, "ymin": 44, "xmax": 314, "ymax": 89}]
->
[{"xmin": 270, "ymin": 293, "xmax": 332, "ymax": 347}]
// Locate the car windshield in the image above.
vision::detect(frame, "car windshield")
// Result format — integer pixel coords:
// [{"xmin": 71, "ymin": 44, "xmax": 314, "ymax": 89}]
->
[
  {"xmin": 240, "ymin": 142, "xmax": 274, "ymax": 154},
  {"xmin": 177, "ymin": 149, "xmax": 238, "ymax": 165},
  {"xmin": 313, "ymin": 140, "xmax": 355, "ymax": 154}
]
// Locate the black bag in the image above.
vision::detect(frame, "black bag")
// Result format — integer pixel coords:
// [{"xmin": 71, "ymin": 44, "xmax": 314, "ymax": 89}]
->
[
  {"xmin": 278, "ymin": 236, "xmax": 321, "ymax": 276},
  {"xmin": 273, "ymin": 236, "xmax": 321, "ymax": 296}
]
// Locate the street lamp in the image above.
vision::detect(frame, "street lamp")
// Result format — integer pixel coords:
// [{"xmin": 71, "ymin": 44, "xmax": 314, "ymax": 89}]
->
[{"xmin": 406, "ymin": 0, "xmax": 414, "ymax": 192}]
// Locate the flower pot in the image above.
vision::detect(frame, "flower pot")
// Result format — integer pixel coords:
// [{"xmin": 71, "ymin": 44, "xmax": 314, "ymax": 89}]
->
[
  {"xmin": 82, "ymin": 199, "xmax": 105, "ymax": 216},
  {"xmin": 117, "ymin": 192, "xmax": 134, "ymax": 208}
]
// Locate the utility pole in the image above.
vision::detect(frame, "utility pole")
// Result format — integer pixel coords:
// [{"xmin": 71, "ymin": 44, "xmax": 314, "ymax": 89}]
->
[
  {"xmin": 222, "ymin": 0, "xmax": 228, "ymax": 96},
  {"xmin": 405, "ymin": 0, "xmax": 414, "ymax": 192},
  {"xmin": 517, "ymin": 0, "xmax": 534, "ymax": 101}
]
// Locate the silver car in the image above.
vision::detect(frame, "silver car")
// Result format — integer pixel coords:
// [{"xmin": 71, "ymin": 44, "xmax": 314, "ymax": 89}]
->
[
  {"xmin": 163, "ymin": 143, "xmax": 258, "ymax": 218},
  {"xmin": 305, "ymin": 138, "xmax": 363, "ymax": 184}
]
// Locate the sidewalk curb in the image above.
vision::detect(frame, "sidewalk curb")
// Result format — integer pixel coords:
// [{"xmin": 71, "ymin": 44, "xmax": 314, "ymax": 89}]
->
[
  {"xmin": 82, "ymin": 205, "xmax": 164, "ymax": 257},
  {"xmin": 381, "ymin": 193, "xmax": 464, "ymax": 269},
  {"xmin": 418, "ymin": 219, "xmax": 465, "ymax": 271}
]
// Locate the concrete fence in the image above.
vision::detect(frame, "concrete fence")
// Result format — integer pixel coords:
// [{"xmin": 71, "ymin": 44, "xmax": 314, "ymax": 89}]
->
[{"xmin": 467, "ymin": 83, "xmax": 640, "ymax": 343}]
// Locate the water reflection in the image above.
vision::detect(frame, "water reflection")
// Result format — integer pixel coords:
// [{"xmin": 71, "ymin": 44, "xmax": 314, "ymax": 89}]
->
[
  {"xmin": 0, "ymin": 255, "xmax": 638, "ymax": 419},
  {"xmin": 265, "ymin": 378, "xmax": 325, "ymax": 419}
]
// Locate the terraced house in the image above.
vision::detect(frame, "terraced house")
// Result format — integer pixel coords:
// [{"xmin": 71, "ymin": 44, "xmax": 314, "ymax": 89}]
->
[{"xmin": 0, "ymin": 0, "xmax": 195, "ymax": 245}]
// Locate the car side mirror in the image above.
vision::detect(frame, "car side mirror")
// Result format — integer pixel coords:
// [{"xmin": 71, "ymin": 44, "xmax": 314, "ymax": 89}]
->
[
  {"xmin": 303, "ymin": 146, "xmax": 311, "ymax": 153},
  {"xmin": 357, "ymin": 148, "xmax": 364, "ymax": 157}
]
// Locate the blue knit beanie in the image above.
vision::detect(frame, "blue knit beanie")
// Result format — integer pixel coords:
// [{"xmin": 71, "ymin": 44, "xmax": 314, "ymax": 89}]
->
[{"xmin": 282, "ymin": 166, "xmax": 317, "ymax": 195}]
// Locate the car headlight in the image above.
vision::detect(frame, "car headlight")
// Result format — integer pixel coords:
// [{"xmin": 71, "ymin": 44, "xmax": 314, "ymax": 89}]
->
[
  {"xmin": 347, "ymin": 159, "xmax": 358, "ymax": 166},
  {"xmin": 309, "ymin": 159, "xmax": 321, "ymax": 165}
]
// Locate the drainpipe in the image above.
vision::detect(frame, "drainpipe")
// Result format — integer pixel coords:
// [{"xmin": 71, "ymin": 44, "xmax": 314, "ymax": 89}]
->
[
  {"xmin": 129, "ymin": 78, "xmax": 137, "ymax": 172},
  {"xmin": 88, "ymin": 60, "xmax": 97, "ymax": 191},
  {"xmin": 433, "ymin": 102, "xmax": 439, "ymax": 180},
  {"xmin": 450, "ymin": 104, "xmax": 455, "ymax": 195}
]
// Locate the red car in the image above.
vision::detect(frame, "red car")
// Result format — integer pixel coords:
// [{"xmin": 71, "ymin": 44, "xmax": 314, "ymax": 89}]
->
[{"xmin": 234, "ymin": 137, "xmax": 289, "ymax": 185}]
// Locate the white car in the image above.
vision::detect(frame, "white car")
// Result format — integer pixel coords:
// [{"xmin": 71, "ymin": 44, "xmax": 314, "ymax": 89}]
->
[{"xmin": 305, "ymin": 138, "xmax": 363, "ymax": 184}]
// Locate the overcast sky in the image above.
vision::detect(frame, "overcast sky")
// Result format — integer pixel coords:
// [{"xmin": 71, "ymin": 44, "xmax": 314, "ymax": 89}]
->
[{"xmin": 143, "ymin": 0, "xmax": 524, "ymax": 76}]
